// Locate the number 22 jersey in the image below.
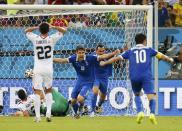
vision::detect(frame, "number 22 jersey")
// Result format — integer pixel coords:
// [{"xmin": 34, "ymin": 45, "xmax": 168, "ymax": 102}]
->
[{"xmin": 26, "ymin": 32, "xmax": 63, "ymax": 73}]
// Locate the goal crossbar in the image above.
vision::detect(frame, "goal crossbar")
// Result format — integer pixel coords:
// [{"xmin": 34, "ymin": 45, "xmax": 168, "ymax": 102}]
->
[{"xmin": 0, "ymin": 4, "xmax": 153, "ymax": 11}]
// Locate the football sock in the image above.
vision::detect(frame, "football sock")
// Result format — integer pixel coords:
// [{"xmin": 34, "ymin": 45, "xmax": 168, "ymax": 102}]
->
[
  {"xmin": 91, "ymin": 93, "xmax": 97, "ymax": 112},
  {"xmin": 135, "ymin": 96, "xmax": 143, "ymax": 113},
  {"xmin": 149, "ymin": 99, "xmax": 156, "ymax": 114},
  {"xmin": 72, "ymin": 103, "xmax": 79, "ymax": 114},
  {"xmin": 34, "ymin": 94, "xmax": 41, "ymax": 118},
  {"xmin": 98, "ymin": 98, "xmax": 104, "ymax": 107},
  {"xmin": 45, "ymin": 93, "xmax": 53, "ymax": 118}
]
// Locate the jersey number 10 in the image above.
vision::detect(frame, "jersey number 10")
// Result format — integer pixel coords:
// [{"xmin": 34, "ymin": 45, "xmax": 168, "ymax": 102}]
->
[
  {"xmin": 134, "ymin": 50, "xmax": 146, "ymax": 63},
  {"xmin": 36, "ymin": 46, "xmax": 52, "ymax": 59}
]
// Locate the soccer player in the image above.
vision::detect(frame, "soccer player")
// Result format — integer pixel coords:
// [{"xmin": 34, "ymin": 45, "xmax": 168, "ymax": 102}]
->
[
  {"xmin": 15, "ymin": 89, "xmax": 70, "ymax": 117},
  {"xmin": 25, "ymin": 22, "xmax": 66, "ymax": 122},
  {"xmin": 53, "ymin": 45, "xmax": 118, "ymax": 118},
  {"xmin": 90, "ymin": 44, "xmax": 113, "ymax": 117},
  {"xmin": 100, "ymin": 33, "xmax": 174, "ymax": 124}
]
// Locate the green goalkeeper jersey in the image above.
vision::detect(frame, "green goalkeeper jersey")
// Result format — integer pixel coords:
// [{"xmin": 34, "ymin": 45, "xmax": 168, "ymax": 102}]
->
[{"xmin": 41, "ymin": 89, "xmax": 70, "ymax": 116}]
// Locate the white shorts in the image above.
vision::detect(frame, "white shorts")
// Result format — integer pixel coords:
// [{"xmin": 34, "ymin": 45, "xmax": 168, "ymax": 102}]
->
[{"xmin": 32, "ymin": 71, "xmax": 53, "ymax": 90}]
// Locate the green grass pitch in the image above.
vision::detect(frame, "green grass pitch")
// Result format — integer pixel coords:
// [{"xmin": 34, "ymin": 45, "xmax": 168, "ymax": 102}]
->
[{"xmin": 0, "ymin": 116, "xmax": 182, "ymax": 131}]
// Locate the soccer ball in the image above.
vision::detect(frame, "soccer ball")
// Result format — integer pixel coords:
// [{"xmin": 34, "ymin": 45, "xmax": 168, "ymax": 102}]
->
[{"xmin": 25, "ymin": 69, "xmax": 34, "ymax": 78}]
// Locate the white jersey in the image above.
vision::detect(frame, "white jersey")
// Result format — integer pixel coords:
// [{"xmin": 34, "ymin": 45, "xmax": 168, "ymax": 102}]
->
[
  {"xmin": 26, "ymin": 32, "xmax": 63, "ymax": 73},
  {"xmin": 17, "ymin": 95, "xmax": 35, "ymax": 115}
]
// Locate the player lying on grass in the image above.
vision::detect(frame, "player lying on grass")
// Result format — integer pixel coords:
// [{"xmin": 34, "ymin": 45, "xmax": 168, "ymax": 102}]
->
[
  {"xmin": 90, "ymin": 44, "xmax": 113, "ymax": 117},
  {"xmin": 53, "ymin": 45, "xmax": 119, "ymax": 118},
  {"xmin": 100, "ymin": 33, "xmax": 174, "ymax": 124},
  {"xmin": 15, "ymin": 88, "xmax": 70, "ymax": 117},
  {"xmin": 25, "ymin": 22, "xmax": 66, "ymax": 122}
]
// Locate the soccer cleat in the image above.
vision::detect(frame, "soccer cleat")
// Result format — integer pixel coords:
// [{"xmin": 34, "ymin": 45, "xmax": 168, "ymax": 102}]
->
[
  {"xmin": 149, "ymin": 114, "xmax": 157, "ymax": 125},
  {"xmin": 82, "ymin": 105, "xmax": 89, "ymax": 116},
  {"xmin": 74, "ymin": 114, "xmax": 80, "ymax": 119},
  {"xmin": 46, "ymin": 117, "xmax": 52, "ymax": 122},
  {"xmin": 89, "ymin": 111, "xmax": 95, "ymax": 117},
  {"xmin": 136, "ymin": 112, "xmax": 144, "ymax": 124},
  {"xmin": 95, "ymin": 106, "xmax": 102, "ymax": 114},
  {"xmin": 34, "ymin": 117, "xmax": 41, "ymax": 123}
]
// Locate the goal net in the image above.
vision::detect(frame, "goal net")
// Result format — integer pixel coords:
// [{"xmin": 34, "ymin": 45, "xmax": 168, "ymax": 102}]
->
[{"xmin": 0, "ymin": 5, "xmax": 153, "ymax": 116}]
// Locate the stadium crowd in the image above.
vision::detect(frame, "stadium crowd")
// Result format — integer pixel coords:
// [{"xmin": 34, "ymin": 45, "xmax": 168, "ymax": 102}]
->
[
  {"xmin": 0, "ymin": 0, "xmax": 153, "ymax": 5},
  {"xmin": 0, "ymin": 1, "xmax": 182, "ymax": 27}
]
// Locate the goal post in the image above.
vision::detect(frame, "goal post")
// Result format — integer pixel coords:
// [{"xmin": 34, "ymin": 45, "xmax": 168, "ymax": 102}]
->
[{"xmin": 0, "ymin": 5, "xmax": 153, "ymax": 116}]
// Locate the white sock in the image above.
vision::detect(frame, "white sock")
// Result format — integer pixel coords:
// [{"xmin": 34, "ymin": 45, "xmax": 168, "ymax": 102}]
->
[
  {"xmin": 45, "ymin": 93, "xmax": 53, "ymax": 118},
  {"xmin": 34, "ymin": 94, "xmax": 41, "ymax": 118}
]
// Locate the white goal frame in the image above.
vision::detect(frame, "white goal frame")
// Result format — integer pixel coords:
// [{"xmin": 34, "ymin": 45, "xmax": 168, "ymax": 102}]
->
[{"xmin": 0, "ymin": 4, "xmax": 155, "ymax": 115}]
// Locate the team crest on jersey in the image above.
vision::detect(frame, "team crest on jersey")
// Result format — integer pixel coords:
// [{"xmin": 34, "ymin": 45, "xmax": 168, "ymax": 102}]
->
[{"xmin": 81, "ymin": 66, "xmax": 85, "ymax": 71}]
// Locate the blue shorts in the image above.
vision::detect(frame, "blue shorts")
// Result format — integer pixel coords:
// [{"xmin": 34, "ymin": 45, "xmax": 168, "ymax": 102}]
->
[
  {"xmin": 93, "ymin": 78, "xmax": 108, "ymax": 95},
  {"xmin": 71, "ymin": 81, "xmax": 93, "ymax": 99},
  {"xmin": 131, "ymin": 79, "xmax": 155, "ymax": 94}
]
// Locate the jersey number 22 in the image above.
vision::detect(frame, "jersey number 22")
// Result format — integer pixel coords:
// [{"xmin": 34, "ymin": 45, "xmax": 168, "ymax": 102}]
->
[{"xmin": 36, "ymin": 46, "xmax": 52, "ymax": 59}]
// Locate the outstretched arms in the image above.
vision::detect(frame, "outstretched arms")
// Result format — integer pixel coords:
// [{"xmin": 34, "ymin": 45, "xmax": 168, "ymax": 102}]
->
[
  {"xmin": 100, "ymin": 56, "xmax": 123, "ymax": 66},
  {"xmin": 98, "ymin": 49, "xmax": 120, "ymax": 60},
  {"xmin": 156, "ymin": 52, "xmax": 174, "ymax": 64},
  {"xmin": 53, "ymin": 58, "xmax": 69, "ymax": 64}
]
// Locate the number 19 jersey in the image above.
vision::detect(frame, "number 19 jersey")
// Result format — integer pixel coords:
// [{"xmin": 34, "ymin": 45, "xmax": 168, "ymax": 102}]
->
[
  {"xmin": 26, "ymin": 32, "xmax": 63, "ymax": 73},
  {"xmin": 119, "ymin": 44, "xmax": 158, "ymax": 80}
]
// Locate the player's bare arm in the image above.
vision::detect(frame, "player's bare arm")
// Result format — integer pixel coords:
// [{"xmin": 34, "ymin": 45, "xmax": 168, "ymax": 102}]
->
[
  {"xmin": 53, "ymin": 58, "xmax": 69, "ymax": 64},
  {"xmin": 48, "ymin": 23, "xmax": 67, "ymax": 34},
  {"xmin": 156, "ymin": 52, "xmax": 174, "ymax": 64},
  {"xmin": 100, "ymin": 56, "xmax": 123, "ymax": 66},
  {"xmin": 25, "ymin": 26, "xmax": 39, "ymax": 33},
  {"xmin": 98, "ymin": 49, "xmax": 120, "ymax": 60}
]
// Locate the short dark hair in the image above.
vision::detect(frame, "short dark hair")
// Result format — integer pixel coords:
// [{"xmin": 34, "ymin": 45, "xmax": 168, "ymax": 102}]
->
[
  {"xmin": 96, "ymin": 44, "xmax": 105, "ymax": 50},
  {"xmin": 39, "ymin": 22, "xmax": 49, "ymax": 35},
  {"xmin": 135, "ymin": 33, "xmax": 146, "ymax": 44},
  {"xmin": 76, "ymin": 45, "xmax": 85, "ymax": 52},
  {"xmin": 17, "ymin": 89, "xmax": 27, "ymax": 101}
]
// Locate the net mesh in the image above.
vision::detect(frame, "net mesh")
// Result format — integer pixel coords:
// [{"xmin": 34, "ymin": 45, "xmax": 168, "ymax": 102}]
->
[{"xmin": 0, "ymin": 9, "xmax": 150, "ymax": 115}]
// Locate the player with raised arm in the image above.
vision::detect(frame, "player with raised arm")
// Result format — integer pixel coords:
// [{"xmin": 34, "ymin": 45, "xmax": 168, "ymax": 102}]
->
[
  {"xmin": 25, "ymin": 22, "xmax": 66, "ymax": 122},
  {"xmin": 90, "ymin": 44, "xmax": 114, "ymax": 117},
  {"xmin": 100, "ymin": 33, "xmax": 174, "ymax": 124},
  {"xmin": 53, "ymin": 45, "xmax": 118, "ymax": 118}
]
